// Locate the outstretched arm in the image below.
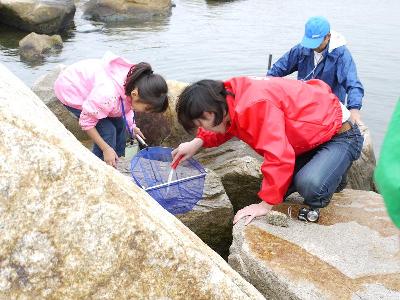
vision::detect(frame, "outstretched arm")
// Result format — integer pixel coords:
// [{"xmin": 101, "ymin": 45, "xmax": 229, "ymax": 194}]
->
[
  {"xmin": 267, "ymin": 45, "xmax": 301, "ymax": 77},
  {"xmin": 171, "ymin": 138, "xmax": 204, "ymax": 166},
  {"xmin": 233, "ymin": 101, "xmax": 296, "ymax": 225}
]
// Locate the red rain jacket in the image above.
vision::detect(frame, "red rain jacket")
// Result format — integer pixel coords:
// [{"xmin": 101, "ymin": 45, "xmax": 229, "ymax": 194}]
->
[{"xmin": 197, "ymin": 77, "xmax": 343, "ymax": 205}]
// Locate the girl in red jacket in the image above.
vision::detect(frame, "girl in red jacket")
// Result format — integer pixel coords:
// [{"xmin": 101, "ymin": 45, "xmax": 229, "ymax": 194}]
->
[{"xmin": 172, "ymin": 77, "xmax": 363, "ymax": 223}]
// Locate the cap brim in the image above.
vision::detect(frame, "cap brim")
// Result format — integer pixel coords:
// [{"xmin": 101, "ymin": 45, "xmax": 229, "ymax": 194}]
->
[{"xmin": 301, "ymin": 36, "xmax": 324, "ymax": 49}]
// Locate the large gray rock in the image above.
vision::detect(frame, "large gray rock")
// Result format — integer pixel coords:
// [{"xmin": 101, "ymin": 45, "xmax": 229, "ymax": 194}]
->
[
  {"xmin": 347, "ymin": 123, "xmax": 377, "ymax": 191},
  {"xmin": 0, "ymin": 63, "xmax": 265, "ymax": 299},
  {"xmin": 19, "ymin": 32, "xmax": 63, "ymax": 61},
  {"xmin": 83, "ymin": 0, "xmax": 172, "ymax": 22},
  {"xmin": 32, "ymin": 65, "xmax": 89, "ymax": 142},
  {"xmin": 135, "ymin": 80, "xmax": 194, "ymax": 147},
  {"xmin": 0, "ymin": 0, "xmax": 76, "ymax": 34},
  {"xmin": 195, "ymin": 139, "xmax": 263, "ymax": 213},
  {"xmin": 176, "ymin": 169, "xmax": 233, "ymax": 258},
  {"xmin": 117, "ymin": 157, "xmax": 234, "ymax": 258},
  {"xmin": 229, "ymin": 189, "xmax": 400, "ymax": 299}
]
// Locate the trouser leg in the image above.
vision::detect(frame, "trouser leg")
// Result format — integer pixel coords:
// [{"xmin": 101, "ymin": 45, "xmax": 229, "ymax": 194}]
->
[
  {"xmin": 335, "ymin": 163, "xmax": 352, "ymax": 193},
  {"xmin": 284, "ymin": 149, "xmax": 317, "ymax": 199},
  {"xmin": 110, "ymin": 117, "xmax": 127, "ymax": 157},
  {"xmin": 290, "ymin": 124, "xmax": 363, "ymax": 208}
]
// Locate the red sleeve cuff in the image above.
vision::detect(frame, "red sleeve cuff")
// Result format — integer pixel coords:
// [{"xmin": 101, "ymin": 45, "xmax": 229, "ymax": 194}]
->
[{"xmin": 258, "ymin": 185, "xmax": 284, "ymax": 206}]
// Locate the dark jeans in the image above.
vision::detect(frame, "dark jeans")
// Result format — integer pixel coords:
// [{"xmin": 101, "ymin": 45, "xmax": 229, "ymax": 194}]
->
[
  {"xmin": 65, "ymin": 106, "xmax": 126, "ymax": 160},
  {"xmin": 285, "ymin": 122, "xmax": 364, "ymax": 208}
]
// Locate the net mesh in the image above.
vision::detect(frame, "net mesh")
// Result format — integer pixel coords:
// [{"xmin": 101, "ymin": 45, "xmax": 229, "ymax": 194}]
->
[{"xmin": 130, "ymin": 146, "xmax": 206, "ymax": 215}]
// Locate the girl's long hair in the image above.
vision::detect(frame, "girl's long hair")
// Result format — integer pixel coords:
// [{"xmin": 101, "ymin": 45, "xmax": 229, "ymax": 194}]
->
[{"xmin": 124, "ymin": 62, "xmax": 168, "ymax": 113}]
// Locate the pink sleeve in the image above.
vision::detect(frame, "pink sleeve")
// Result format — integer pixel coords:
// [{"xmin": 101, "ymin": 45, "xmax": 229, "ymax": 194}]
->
[{"xmin": 79, "ymin": 87, "xmax": 115, "ymax": 131}]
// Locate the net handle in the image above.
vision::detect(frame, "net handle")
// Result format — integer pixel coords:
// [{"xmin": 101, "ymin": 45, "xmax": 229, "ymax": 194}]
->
[
  {"xmin": 144, "ymin": 173, "xmax": 207, "ymax": 192},
  {"xmin": 171, "ymin": 155, "xmax": 183, "ymax": 169}
]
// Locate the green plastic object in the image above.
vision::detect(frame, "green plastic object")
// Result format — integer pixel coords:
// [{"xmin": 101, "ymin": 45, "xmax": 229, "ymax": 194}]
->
[
  {"xmin": 374, "ymin": 99, "xmax": 400, "ymax": 228},
  {"xmin": 124, "ymin": 142, "xmax": 139, "ymax": 161}
]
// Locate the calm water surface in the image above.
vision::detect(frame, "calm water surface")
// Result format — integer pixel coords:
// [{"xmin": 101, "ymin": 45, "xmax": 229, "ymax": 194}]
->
[{"xmin": 1, "ymin": 0, "xmax": 399, "ymax": 155}]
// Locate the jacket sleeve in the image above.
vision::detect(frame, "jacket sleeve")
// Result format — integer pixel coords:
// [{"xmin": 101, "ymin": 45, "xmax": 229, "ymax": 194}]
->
[
  {"xmin": 374, "ymin": 100, "xmax": 400, "ymax": 228},
  {"xmin": 196, "ymin": 127, "xmax": 234, "ymax": 148},
  {"xmin": 240, "ymin": 101, "xmax": 296, "ymax": 205},
  {"xmin": 337, "ymin": 48, "xmax": 364, "ymax": 110},
  {"xmin": 79, "ymin": 83, "xmax": 116, "ymax": 131},
  {"xmin": 267, "ymin": 45, "xmax": 300, "ymax": 77}
]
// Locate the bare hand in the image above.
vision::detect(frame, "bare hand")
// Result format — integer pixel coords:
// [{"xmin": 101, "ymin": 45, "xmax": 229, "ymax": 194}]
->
[
  {"xmin": 233, "ymin": 201, "xmax": 273, "ymax": 225},
  {"xmin": 134, "ymin": 126, "xmax": 146, "ymax": 140},
  {"xmin": 103, "ymin": 147, "xmax": 118, "ymax": 167},
  {"xmin": 171, "ymin": 138, "xmax": 204, "ymax": 166},
  {"xmin": 350, "ymin": 109, "xmax": 362, "ymax": 125}
]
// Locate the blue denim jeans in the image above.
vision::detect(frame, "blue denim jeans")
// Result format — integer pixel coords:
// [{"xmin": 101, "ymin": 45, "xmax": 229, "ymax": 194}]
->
[
  {"xmin": 65, "ymin": 106, "xmax": 126, "ymax": 160},
  {"xmin": 285, "ymin": 122, "xmax": 364, "ymax": 208}
]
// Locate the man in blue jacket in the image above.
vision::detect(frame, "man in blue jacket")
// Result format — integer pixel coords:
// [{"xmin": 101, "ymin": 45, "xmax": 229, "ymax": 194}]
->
[{"xmin": 267, "ymin": 16, "xmax": 364, "ymax": 124}]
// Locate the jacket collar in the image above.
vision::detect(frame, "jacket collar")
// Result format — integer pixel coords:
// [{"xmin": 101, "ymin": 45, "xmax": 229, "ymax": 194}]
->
[{"xmin": 328, "ymin": 30, "xmax": 346, "ymax": 53}]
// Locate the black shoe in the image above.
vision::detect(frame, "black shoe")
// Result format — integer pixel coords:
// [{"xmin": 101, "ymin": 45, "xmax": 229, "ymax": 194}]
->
[{"xmin": 298, "ymin": 207, "xmax": 320, "ymax": 223}]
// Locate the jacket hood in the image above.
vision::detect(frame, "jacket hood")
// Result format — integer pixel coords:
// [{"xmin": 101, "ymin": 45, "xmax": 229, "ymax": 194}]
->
[
  {"xmin": 328, "ymin": 30, "xmax": 346, "ymax": 53},
  {"xmin": 102, "ymin": 51, "xmax": 134, "ymax": 95}
]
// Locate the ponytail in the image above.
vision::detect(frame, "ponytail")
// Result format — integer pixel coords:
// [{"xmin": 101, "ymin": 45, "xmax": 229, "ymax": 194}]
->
[{"xmin": 124, "ymin": 62, "xmax": 168, "ymax": 113}]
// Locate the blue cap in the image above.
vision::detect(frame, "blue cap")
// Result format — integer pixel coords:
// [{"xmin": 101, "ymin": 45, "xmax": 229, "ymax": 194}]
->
[{"xmin": 301, "ymin": 16, "xmax": 330, "ymax": 49}]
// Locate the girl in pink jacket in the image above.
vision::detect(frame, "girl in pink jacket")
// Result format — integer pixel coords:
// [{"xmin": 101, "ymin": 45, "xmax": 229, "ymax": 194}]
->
[{"xmin": 54, "ymin": 52, "xmax": 168, "ymax": 167}]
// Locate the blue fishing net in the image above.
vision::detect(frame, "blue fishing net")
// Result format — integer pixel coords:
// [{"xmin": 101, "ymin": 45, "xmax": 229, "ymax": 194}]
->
[{"xmin": 130, "ymin": 146, "xmax": 206, "ymax": 215}]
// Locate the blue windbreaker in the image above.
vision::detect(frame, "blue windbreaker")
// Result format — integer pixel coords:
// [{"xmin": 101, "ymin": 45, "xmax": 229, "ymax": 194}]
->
[{"xmin": 267, "ymin": 31, "xmax": 364, "ymax": 110}]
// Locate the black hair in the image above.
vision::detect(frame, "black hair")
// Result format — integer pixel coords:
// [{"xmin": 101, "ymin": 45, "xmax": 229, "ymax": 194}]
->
[
  {"xmin": 124, "ymin": 62, "xmax": 168, "ymax": 113},
  {"xmin": 176, "ymin": 79, "xmax": 230, "ymax": 133}
]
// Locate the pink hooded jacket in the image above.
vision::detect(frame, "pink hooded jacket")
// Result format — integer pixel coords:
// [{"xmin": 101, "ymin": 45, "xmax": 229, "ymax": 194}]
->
[{"xmin": 54, "ymin": 52, "xmax": 135, "ymax": 132}]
